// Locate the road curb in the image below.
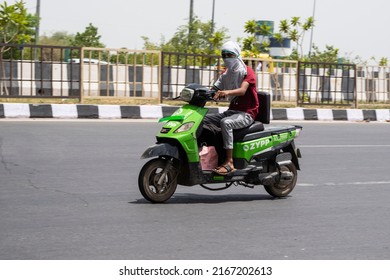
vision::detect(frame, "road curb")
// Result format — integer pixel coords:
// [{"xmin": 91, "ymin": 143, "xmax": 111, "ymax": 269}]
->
[{"xmin": 1, "ymin": 103, "xmax": 390, "ymax": 122}]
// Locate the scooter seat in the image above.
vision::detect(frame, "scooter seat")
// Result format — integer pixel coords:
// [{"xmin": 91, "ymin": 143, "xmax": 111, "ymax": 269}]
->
[
  {"xmin": 235, "ymin": 125, "xmax": 300, "ymax": 143},
  {"xmin": 233, "ymin": 121, "xmax": 265, "ymax": 142}
]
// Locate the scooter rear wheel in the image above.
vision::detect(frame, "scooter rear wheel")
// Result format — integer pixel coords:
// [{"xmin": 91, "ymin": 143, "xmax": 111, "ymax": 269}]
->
[
  {"xmin": 138, "ymin": 158, "xmax": 178, "ymax": 203},
  {"xmin": 264, "ymin": 163, "xmax": 297, "ymax": 197}
]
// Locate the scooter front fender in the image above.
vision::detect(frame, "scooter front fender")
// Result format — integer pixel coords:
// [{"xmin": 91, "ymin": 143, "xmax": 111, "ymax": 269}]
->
[{"xmin": 140, "ymin": 143, "xmax": 180, "ymax": 160}]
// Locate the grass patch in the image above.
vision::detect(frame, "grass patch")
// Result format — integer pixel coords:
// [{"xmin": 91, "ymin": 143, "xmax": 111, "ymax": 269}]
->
[{"xmin": 0, "ymin": 97, "xmax": 81, "ymax": 104}]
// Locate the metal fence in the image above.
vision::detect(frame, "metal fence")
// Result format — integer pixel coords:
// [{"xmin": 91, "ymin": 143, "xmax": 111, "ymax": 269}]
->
[
  {"xmin": 81, "ymin": 47, "xmax": 160, "ymax": 99},
  {"xmin": 246, "ymin": 58, "xmax": 298, "ymax": 102},
  {"xmin": 297, "ymin": 61, "xmax": 357, "ymax": 106},
  {"xmin": 0, "ymin": 43, "xmax": 82, "ymax": 98},
  {"xmin": 160, "ymin": 53, "xmax": 299, "ymax": 102},
  {"xmin": 160, "ymin": 55, "xmax": 390, "ymax": 107},
  {"xmin": 0, "ymin": 44, "xmax": 161, "ymax": 100},
  {"xmin": 1, "ymin": 44, "xmax": 389, "ymax": 106},
  {"xmin": 161, "ymin": 52, "xmax": 220, "ymax": 101},
  {"xmin": 356, "ymin": 65, "xmax": 390, "ymax": 103}
]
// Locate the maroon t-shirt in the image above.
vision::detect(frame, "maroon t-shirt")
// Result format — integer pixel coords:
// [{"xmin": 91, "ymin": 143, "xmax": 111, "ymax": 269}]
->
[{"xmin": 229, "ymin": 66, "xmax": 259, "ymax": 120}]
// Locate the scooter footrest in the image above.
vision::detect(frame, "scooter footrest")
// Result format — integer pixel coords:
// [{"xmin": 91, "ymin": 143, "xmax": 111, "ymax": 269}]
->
[{"xmin": 232, "ymin": 165, "xmax": 262, "ymax": 175}]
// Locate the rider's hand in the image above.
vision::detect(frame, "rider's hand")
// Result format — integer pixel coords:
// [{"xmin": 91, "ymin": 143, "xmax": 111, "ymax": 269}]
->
[{"xmin": 213, "ymin": 90, "xmax": 228, "ymax": 101}]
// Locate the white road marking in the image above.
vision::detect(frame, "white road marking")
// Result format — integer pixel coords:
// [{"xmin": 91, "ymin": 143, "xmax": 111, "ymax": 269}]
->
[
  {"xmin": 300, "ymin": 145, "xmax": 390, "ymax": 148},
  {"xmin": 298, "ymin": 181, "xmax": 390, "ymax": 187}
]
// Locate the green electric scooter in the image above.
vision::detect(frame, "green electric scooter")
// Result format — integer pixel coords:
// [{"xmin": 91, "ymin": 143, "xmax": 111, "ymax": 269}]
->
[{"xmin": 138, "ymin": 84, "xmax": 302, "ymax": 203}]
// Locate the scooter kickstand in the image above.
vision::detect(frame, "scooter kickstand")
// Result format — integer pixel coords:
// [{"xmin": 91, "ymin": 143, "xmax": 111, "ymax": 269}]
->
[{"xmin": 237, "ymin": 181, "xmax": 254, "ymax": 189}]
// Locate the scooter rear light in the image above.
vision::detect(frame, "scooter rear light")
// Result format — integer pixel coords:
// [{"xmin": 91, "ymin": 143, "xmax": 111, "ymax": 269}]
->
[{"xmin": 295, "ymin": 127, "xmax": 302, "ymax": 138}]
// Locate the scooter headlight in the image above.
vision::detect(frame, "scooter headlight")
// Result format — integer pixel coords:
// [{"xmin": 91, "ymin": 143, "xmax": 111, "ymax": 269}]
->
[
  {"xmin": 175, "ymin": 122, "xmax": 194, "ymax": 133},
  {"xmin": 180, "ymin": 88, "xmax": 194, "ymax": 102}
]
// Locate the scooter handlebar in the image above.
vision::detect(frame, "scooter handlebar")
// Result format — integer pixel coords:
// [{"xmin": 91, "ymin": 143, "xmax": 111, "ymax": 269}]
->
[
  {"xmin": 178, "ymin": 84, "xmax": 217, "ymax": 106},
  {"xmin": 201, "ymin": 89, "xmax": 216, "ymax": 100}
]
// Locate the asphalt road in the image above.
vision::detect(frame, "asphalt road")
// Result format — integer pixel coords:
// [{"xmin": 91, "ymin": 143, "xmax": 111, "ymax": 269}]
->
[{"xmin": 1, "ymin": 120, "xmax": 390, "ymax": 260}]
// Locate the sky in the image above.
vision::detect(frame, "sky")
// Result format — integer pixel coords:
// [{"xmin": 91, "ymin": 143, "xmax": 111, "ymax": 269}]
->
[{"xmin": 13, "ymin": 0, "xmax": 390, "ymax": 62}]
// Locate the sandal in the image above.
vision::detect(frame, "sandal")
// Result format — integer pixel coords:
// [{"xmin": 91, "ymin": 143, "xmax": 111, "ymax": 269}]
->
[{"xmin": 213, "ymin": 164, "xmax": 236, "ymax": 175}]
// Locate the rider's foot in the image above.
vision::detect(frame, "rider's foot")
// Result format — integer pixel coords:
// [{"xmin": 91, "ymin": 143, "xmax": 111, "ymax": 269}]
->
[{"xmin": 213, "ymin": 163, "xmax": 236, "ymax": 175}]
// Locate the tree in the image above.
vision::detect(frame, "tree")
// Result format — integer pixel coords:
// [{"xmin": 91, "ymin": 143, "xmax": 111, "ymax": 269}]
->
[
  {"xmin": 68, "ymin": 23, "xmax": 105, "ymax": 61},
  {"xmin": 306, "ymin": 45, "xmax": 339, "ymax": 63},
  {"xmin": 0, "ymin": 0, "xmax": 38, "ymax": 95},
  {"xmin": 379, "ymin": 57, "xmax": 388, "ymax": 66},
  {"xmin": 274, "ymin": 16, "xmax": 314, "ymax": 59},
  {"xmin": 0, "ymin": 1, "xmax": 37, "ymax": 45},
  {"xmin": 70, "ymin": 23, "xmax": 105, "ymax": 48},
  {"xmin": 141, "ymin": 16, "xmax": 229, "ymax": 67},
  {"xmin": 242, "ymin": 19, "xmax": 273, "ymax": 56},
  {"xmin": 367, "ymin": 56, "xmax": 388, "ymax": 67},
  {"xmin": 142, "ymin": 16, "xmax": 229, "ymax": 56},
  {"xmin": 36, "ymin": 31, "xmax": 76, "ymax": 62},
  {"xmin": 39, "ymin": 31, "xmax": 74, "ymax": 46},
  {"xmin": 140, "ymin": 35, "xmax": 163, "ymax": 51}
]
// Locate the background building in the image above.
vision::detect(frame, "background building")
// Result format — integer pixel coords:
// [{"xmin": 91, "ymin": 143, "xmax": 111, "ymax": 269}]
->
[{"xmin": 255, "ymin": 20, "xmax": 292, "ymax": 58}]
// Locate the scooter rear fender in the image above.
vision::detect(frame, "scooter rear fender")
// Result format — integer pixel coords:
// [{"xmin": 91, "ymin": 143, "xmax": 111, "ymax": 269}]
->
[
  {"xmin": 141, "ymin": 143, "xmax": 180, "ymax": 160},
  {"xmin": 282, "ymin": 141, "xmax": 301, "ymax": 170}
]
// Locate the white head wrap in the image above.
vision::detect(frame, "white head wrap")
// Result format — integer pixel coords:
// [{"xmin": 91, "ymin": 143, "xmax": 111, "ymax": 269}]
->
[{"xmin": 214, "ymin": 41, "xmax": 247, "ymax": 90}]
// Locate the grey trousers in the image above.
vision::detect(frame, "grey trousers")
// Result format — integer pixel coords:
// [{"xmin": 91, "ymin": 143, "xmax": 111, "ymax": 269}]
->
[{"xmin": 204, "ymin": 110, "xmax": 254, "ymax": 150}]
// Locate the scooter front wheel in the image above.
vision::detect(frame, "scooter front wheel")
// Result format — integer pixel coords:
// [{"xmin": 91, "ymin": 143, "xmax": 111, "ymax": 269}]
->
[
  {"xmin": 138, "ymin": 158, "xmax": 178, "ymax": 203},
  {"xmin": 264, "ymin": 163, "xmax": 297, "ymax": 197}
]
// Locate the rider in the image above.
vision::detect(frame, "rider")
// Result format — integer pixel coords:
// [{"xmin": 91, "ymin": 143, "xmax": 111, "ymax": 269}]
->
[{"xmin": 204, "ymin": 41, "xmax": 259, "ymax": 175}]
